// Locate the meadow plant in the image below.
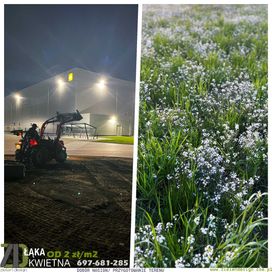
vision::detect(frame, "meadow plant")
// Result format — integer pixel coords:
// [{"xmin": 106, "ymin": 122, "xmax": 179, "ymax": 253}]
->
[{"xmin": 135, "ymin": 5, "xmax": 267, "ymax": 268}]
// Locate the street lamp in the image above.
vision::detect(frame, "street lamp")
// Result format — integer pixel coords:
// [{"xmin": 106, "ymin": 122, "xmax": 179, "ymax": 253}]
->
[
  {"xmin": 56, "ymin": 77, "xmax": 65, "ymax": 90},
  {"xmin": 97, "ymin": 78, "xmax": 106, "ymax": 89},
  {"xmin": 109, "ymin": 115, "xmax": 117, "ymax": 124},
  {"xmin": 13, "ymin": 93, "xmax": 22, "ymax": 106}
]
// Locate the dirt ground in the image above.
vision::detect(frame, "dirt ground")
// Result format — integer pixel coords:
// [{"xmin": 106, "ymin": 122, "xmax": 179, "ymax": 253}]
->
[{"xmin": 4, "ymin": 156, "xmax": 132, "ymax": 267}]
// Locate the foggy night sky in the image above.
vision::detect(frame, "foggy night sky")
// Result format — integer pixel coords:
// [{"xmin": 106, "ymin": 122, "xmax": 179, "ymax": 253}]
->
[{"xmin": 5, "ymin": 5, "xmax": 138, "ymax": 96}]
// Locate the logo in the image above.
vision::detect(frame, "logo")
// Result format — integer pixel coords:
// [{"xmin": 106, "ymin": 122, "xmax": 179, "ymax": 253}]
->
[{"xmin": 1, "ymin": 244, "xmax": 28, "ymax": 268}]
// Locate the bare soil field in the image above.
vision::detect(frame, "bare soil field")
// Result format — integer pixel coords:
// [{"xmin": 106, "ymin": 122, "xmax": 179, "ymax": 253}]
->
[{"xmin": 4, "ymin": 155, "xmax": 132, "ymax": 267}]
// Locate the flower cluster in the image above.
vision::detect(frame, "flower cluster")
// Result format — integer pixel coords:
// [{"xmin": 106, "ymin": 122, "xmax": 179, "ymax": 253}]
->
[{"xmin": 135, "ymin": 204, "xmax": 265, "ymax": 267}]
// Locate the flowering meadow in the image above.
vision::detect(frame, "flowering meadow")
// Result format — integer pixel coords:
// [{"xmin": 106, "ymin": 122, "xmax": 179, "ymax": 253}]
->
[{"xmin": 135, "ymin": 5, "xmax": 267, "ymax": 268}]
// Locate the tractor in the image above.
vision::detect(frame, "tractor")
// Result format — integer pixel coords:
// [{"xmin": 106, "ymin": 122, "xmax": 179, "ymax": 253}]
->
[{"xmin": 15, "ymin": 110, "xmax": 83, "ymax": 167}]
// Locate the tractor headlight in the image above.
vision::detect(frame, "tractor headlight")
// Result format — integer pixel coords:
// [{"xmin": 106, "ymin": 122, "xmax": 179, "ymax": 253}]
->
[{"xmin": 15, "ymin": 143, "xmax": 21, "ymax": 150}]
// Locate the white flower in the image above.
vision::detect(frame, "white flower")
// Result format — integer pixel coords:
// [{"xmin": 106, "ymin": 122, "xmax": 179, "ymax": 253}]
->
[
  {"xmin": 175, "ymin": 256, "xmax": 185, "ymax": 268},
  {"xmin": 156, "ymin": 234, "xmax": 165, "ymax": 244},
  {"xmin": 204, "ymin": 245, "xmax": 214, "ymax": 255},
  {"xmin": 146, "ymin": 121, "xmax": 152, "ymax": 127},
  {"xmin": 178, "ymin": 236, "xmax": 184, "ymax": 243},
  {"xmin": 201, "ymin": 227, "xmax": 208, "ymax": 234},
  {"xmin": 155, "ymin": 222, "xmax": 163, "ymax": 234},
  {"xmin": 225, "ymin": 251, "xmax": 234, "ymax": 262},
  {"xmin": 187, "ymin": 234, "xmax": 195, "ymax": 245},
  {"xmin": 166, "ymin": 222, "xmax": 173, "ymax": 230},
  {"xmin": 203, "ymin": 245, "xmax": 214, "ymax": 264},
  {"xmin": 208, "ymin": 214, "xmax": 215, "ymax": 221},
  {"xmin": 209, "ymin": 230, "xmax": 216, "ymax": 238},
  {"xmin": 194, "ymin": 216, "xmax": 200, "ymax": 225},
  {"xmin": 192, "ymin": 253, "xmax": 202, "ymax": 266}
]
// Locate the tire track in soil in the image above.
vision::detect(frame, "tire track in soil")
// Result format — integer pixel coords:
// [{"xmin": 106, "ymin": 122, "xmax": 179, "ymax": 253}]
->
[{"xmin": 79, "ymin": 159, "xmax": 133, "ymax": 214}]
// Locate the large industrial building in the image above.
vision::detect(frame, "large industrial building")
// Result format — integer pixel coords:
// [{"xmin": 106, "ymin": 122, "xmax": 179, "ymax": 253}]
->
[{"xmin": 4, "ymin": 68, "xmax": 135, "ymax": 136}]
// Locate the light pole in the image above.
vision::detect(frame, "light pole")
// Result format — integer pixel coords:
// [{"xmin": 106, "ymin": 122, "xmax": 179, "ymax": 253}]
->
[
  {"xmin": 10, "ymin": 99, "xmax": 13, "ymax": 127},
  {"xmin": 74, "ymin": 79, "xmax": 77, "ymax": 110},
  {"xmin": 115, "ymin": 89, "xmax": 118, "ymax": 116},
  {"xmin": 95, "ymin": 77, "xmax": 122, "ymax": 135},
  {"xmin": 47, "ymin": 77, "xmax": 67, "ymax": 116},
  {"xmin": 47, "ymin": 86, "xmax": 50, "ymax": 116},
  {"xmin": 115, "ymin": 89, "xmax": 119, "ymax": 136},
  {"xmin": 13, "ymin": 93, "xmax": 22, "ymax": 127}
]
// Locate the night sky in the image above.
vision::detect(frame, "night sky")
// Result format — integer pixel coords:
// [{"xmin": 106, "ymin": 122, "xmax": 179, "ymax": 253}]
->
[{"xmin": 5, "ymin": 5, "xmax": 138, "ymax": 96}]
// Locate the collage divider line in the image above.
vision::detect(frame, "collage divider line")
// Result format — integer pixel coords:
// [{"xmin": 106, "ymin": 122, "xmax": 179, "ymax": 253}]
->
[
  {"xmin": 129, "ymin": 3, "xmax": 142, "ymax": 268},
  {"xmin": 268, "ymin": 2, "xmax": 271, "ymax": 268}
]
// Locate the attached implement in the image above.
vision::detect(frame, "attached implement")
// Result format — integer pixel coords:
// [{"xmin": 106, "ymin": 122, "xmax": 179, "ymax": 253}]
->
[
  {"xmin": 5, "ymin": 160, "xmax": 26, "ymax": 179},
  {"xmin": 15, "ymin": 110, "xmax": 83, "ymax": 167}
]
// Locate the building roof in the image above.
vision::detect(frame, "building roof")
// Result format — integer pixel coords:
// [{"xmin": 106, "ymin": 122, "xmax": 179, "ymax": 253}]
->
[{"xmin": 6, "ymin": 67, "xmax": 134, "ymax": 98}]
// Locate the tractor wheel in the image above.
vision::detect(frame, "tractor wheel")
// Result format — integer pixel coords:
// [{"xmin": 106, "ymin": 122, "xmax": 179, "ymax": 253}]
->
[
  {"xmin": 32, "ymin": 147, "xmax": 49, "ymax": 167},
  {"xmin": 15, "ymin": 150, "xmax": 22, "ymax": 161},
  {"xmin": 55, "ymin": 150, "xmax": 67, "ymax": 163}
]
